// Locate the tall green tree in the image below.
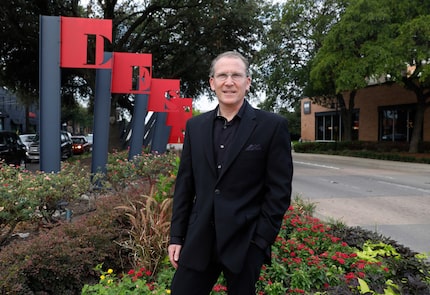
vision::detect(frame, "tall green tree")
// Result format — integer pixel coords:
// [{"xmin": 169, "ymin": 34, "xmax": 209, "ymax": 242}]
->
[
  {"xmin": 254, "ymin": 0, "xmax": 348, "ymax": 112},
  {"xmin": 0, "ymin": 0, "xmax": 82, "ymax": 131},
  {"xmin": 310, "ymin": 0, "xmax": 430, "ymax": 151}
]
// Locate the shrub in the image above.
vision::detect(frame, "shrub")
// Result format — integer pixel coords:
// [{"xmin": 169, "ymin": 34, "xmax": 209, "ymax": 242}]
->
[
  {"xmin": 105, "ymin": 150, "xmax": 179, "ymax": 192},
  {"xmin": 0, "ymin": 194, "xmax": 130, "ymax": 294},
  {"xmin": 0, "ymin": 161, "xmax": 92, "ymax": 246},
  {"xmin": 294, "ymin": 141, "xmax": 430, "ymax": 164}
]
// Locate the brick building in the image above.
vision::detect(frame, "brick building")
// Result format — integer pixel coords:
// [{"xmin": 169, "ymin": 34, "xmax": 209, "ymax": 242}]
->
[{"xmin": 301, "ymin": 83, "xmax": 430, "ymax": 142}]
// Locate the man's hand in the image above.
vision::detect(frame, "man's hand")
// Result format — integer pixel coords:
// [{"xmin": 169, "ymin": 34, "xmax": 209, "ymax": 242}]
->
[{"xmin": 168, "ymin": 244, "xmax": 182, "ymax": 269}]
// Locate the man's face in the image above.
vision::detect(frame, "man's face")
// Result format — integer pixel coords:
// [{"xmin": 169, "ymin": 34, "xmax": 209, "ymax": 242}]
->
[{"xmin": 209, "ymin": 57, "xmax": 251, "ymax": 108}]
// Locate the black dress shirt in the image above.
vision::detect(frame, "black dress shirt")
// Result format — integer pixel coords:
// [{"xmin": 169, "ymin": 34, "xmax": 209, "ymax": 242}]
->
[{"xmin": 213, "ymin": 103, "xmax": 246, "ymax": 176}]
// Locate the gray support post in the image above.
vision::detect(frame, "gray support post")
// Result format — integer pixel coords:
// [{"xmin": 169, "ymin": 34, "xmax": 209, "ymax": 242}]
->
[
  {"xmin": 150, "ymin": 112, "xmax": 170, "ymax": 153},
  {"xmin": 128, "ymin": 94, "xmax": 148, "ymax": 160},
  {"xmin": 91, "ymin": 53, "xmax": 112, "ymax": 182},
  {"xmin": 39, "ymin": 16, "xmax": 61, "ymax": 173}
]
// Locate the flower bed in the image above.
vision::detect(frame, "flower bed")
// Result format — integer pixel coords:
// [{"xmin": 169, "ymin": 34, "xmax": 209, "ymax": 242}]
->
[
  {"xmin": 0, "ymin": 151, "xmax": 429, "ymax": 294},
  {"xmin": 82, "ymin": 199, "xmax": 430, "ymax": 295}
]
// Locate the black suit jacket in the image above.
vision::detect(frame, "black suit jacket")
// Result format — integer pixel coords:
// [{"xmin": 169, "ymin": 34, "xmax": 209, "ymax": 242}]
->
[{"xmin": 170, "ymin": 100, "xmax": 293, "ymax": 273}]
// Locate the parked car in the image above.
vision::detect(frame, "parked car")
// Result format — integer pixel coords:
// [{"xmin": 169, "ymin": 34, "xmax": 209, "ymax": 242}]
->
[
  {"xmin": 19, "ymin": 134, "xmax": 36, "ymax": 150},
  {"xmin": 0, "ymin": 131, "xmax": 27, "ymax": 167},
  {"xmin": 71, "ymin": 135, "xmax": 91, "ymax": 154},
  {"xmin": 85, "ymin": 133, "xmax": 93, "ymax": 145},
  {"xmin": 85, "ymin": 133, "xmax": 93, "ymax": 151},
  {"xmin": 27, "ymin": 131, "xmax": 73, "ymax": 162}
]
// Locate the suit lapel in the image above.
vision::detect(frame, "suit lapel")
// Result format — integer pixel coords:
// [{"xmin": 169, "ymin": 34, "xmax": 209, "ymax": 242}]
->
[
  {"xmin": 218, "ymin": 102, "xmax": 257, "ymax": 180},
  {"xmin": 201, "ymin": 110, "xmax": 217, "ymax": 175}
]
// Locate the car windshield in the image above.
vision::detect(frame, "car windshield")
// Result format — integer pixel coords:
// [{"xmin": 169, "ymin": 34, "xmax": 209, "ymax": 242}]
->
[
  {"xmin": 72, "ymin": 138, "xmax": 85, "ymax": 144},
  {"xmin": 22, "ymin": 135, "xmax": 35, "ymax": 142}
]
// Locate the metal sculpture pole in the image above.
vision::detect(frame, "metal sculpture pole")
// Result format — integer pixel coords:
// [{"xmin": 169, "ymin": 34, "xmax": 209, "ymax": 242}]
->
[
  {"xmin": 128, "ymin": 94, "xmax": 149, "ymax": 160},
  {"xmin": 39, "ymin": 16, "xmax": 61, "ymax": 173},
  {"xmin": 91, "ymin": 53, "xmax": 112, "ymax": 184}
]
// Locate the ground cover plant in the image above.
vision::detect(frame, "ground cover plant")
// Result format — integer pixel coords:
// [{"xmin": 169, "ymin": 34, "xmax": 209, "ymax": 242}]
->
[{"xmin": 0, "ymin": 150, "xmax": 429, "ymax": 294}]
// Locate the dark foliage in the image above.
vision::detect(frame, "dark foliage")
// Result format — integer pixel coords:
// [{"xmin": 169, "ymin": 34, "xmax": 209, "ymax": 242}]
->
[
  {"xmin": 329, "ymin": 224, "xmax": 430, "ymax": 295},
  {"xmin": 0, "ymin": 193, "xmax": 132, "ymax": 295}
]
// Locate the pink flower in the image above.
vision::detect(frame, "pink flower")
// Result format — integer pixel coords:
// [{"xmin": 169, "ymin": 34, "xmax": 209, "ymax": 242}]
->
[{"xmin": 212, "ymin": 284, "xmax": 227, "ymax": 292}]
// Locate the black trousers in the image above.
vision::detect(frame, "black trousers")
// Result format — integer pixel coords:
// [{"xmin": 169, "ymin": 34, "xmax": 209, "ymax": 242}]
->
[{"xmin": 170, "ymin": 243, "xmax": 266, "ymax": 295}]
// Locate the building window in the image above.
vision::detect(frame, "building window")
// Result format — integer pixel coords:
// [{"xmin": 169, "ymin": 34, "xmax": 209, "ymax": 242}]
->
[
  {"xmin": 303, "ymin": 101, "xmax": 311, "ymax": 114},
  {"xmin": 379, "ymin": 105, "xmax": 415, "ymax": 142}
]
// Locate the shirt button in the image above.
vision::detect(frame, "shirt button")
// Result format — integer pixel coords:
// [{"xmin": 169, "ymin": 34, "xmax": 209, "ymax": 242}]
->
[
  {"xmin": 217, "ymin": 164, "xmax": 222, "ymax": 169},
  {"xmin": 214, "ymin": 189, "xmax": 221, "ymax": 195},
  {"xmin": 220, "ymin": 144, "xmax": 225, "ymax": 149}
]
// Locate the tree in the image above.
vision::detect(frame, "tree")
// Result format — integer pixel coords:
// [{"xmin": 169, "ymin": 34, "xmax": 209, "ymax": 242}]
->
[
  {"xmin": 1, "ymin": 0, "xmax": 264, "ymax": 149},
  {"xmin": 0, "ymin": 0, "xmax": 83, "ymax": 131},
  {"xmin": 254, "ymin": 0, "xmax": 348, "ymax": 112},
  {"xmin": 309, "ymin": 0, "xmax": 430, "ymax": 151}
]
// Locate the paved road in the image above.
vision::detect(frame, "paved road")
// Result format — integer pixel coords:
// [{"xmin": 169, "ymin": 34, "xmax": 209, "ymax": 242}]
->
[{"xmin": 292, "ymin": 152, "xmax": 430, "ymax": 254}]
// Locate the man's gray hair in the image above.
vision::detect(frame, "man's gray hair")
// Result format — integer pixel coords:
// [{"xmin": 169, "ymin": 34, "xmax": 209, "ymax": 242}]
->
[{"xmin": 209, "ymin": 51, "xmax": 250, "ymax": 77}]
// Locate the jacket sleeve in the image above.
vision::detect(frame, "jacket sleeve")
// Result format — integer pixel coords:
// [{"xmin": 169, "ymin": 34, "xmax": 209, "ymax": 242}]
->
[
  {"xmin": 169, "ymin": 120, "xmax": 196, "ymax": 245},
  {"xmin": 253, "ymin": 117, "xmax": 293, "ymax": 248}
]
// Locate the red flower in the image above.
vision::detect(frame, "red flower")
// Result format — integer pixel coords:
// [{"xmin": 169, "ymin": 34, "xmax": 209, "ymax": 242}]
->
[
  {"xmin": 344, "ymin": 272, "xmax": 356, "ymax": 281},
  {"xmin": 127, "ymin": 269, "xmax": 135, "ymax": 275},
  {"xmin": 331, "ymin": 255, "xmax": 337, "ymax": 261},
  {"xmin": 320, "ymin": 251, "xmax": 328, "ymax": 258},
  {"xmin": 212, "ymin": 284, "xmax": 228, "ymax": 292},
  {"xmin": 330, "ymin": 236, "xmax": 341, "ymax": 243}
]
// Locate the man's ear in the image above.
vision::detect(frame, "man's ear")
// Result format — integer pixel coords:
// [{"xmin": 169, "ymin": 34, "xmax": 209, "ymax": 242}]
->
[{"xmin": 209, "ymin": 78, "xmax": 215, "ymax": 91}]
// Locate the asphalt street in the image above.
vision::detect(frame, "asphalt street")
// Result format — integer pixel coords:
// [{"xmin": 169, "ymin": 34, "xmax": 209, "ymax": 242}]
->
[{"xmin": 291, "ymin": 152, "xmax": 430, "ymax": 255}]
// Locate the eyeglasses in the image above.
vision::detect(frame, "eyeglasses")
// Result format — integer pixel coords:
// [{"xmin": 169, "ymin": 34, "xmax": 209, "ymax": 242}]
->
[{"xmin": 213, "ymin": 73, "xmax": 247, "ymax": 81}]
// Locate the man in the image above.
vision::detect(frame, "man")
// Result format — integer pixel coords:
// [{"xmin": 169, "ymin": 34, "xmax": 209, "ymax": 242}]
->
[{"xmin": 168, "ymin": 51, "xmax": 293, "ymax": 294}]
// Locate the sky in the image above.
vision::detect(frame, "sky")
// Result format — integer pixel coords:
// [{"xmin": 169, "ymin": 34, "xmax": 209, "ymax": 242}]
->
[{"xmin": 193, "ymin": 95, "xmax": 218, "ymax": 112}]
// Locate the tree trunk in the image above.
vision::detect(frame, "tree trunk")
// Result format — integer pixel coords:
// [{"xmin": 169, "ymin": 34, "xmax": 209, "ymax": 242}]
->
[
  {"xmin": 108, "ymin": 121, "xmax": 126, "ymax": 152},
  {"xmin": 408, "ymin": 94, "xmax": 426, "ymax": 153},
  {"xmin": 340, "ymin": 91, "xmax": 356, "ymax": 141},
  {"xmin": 403, "ymin": 77, "xmax": 429, "ymax": 153}
]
